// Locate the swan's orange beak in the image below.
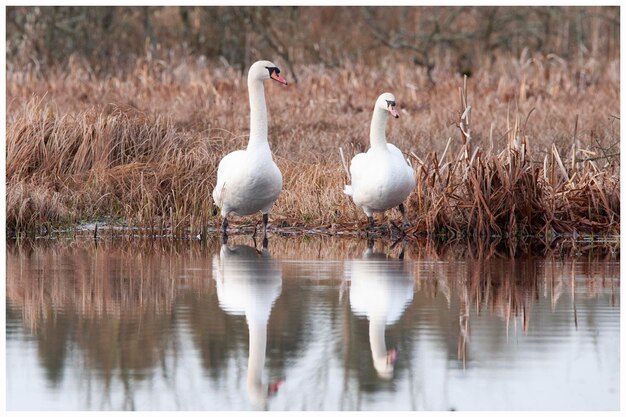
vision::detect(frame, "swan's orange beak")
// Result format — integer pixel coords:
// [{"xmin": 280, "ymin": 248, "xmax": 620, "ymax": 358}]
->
[
  {"xmin": 387, "ymin": 349, "xmax": 397, "ymax": 365},
  {"xmin": 388, "ymin": 104, "xmax": 399, "ymax": 118},
  {"xmin": 268, "ymin": 378, "xmax": 284, "ymax": 395},
  {"xmin": 271, "ymin": 72, "xmax": 288, "ymax": 85}
]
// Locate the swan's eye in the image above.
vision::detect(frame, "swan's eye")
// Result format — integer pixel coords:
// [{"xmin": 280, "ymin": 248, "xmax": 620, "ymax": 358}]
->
[
  {"xmin": 266, "ymin": 67, "xmax": 280, "ymax": 76},
  {"xmin": 385, "ymin": 100, "xmax": 396, "ymax": 107}
]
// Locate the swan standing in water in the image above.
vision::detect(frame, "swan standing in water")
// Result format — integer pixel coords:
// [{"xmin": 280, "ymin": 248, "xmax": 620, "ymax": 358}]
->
[
  {"xmin": 344, "ymin": 93, "xmax": 416, "ymax": 228},
  {"xmin": 213, "ymin": 242, "xmax": 283, "ymax": 408},
  {"xmin": 346, "ymin": 244, "xmax": 414, "ymax": 379},
  {"xmin": 212, "ymin": 60, "xmax": 288, "ymax": 242}
]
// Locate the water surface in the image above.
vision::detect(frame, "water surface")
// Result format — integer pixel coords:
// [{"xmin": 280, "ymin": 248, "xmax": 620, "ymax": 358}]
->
[{"xmin": 6, "ymin": 237, "xmax": 619, "ymax": 411}]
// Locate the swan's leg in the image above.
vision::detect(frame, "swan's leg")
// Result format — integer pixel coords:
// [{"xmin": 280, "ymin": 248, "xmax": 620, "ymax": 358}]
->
[
  {"xmin": 365, "ymin": 215, "xmax": 375, "ymax": 238},
  {"xmin": 221, "ymin": 216, "xmax": 229, "ymax": 244},
  {"xmin": 262, "ymin": 213, "xmax": 269, "ymax": 246},
  {"xmin": 363, "ymin": 207, "xmax": 374, "ymax": 235},
  {"xmin": 398, "ymin": 203, "xmax": 410, "ymax": 227}
]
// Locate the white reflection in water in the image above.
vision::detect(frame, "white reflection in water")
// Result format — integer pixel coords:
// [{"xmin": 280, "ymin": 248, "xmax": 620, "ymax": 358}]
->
[
  {"xmin": 346, "ymin": 245, "xmax": 414, "ymax": 380},
  {"xmin": 213, "ymin": 242, "xmax": 283, "ymax": 408}
]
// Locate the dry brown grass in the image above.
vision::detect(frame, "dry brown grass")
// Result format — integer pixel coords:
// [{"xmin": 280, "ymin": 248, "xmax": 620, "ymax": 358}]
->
[{"xmin": 6, "ymin": 50, "xmax": 619, "ymax": 239}]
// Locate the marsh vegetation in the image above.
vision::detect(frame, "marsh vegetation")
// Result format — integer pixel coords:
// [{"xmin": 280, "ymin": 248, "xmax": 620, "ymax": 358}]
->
[{"xmin": 6, "ymin": 6, "xmax": 620, "ymax": 242}]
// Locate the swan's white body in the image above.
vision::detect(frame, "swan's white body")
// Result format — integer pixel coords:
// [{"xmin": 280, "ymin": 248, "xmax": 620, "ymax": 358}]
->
[
  {"xmin": 213, "ymin": 149, "xmax": 282, "ymax": 217},
  {"xmin": 213, "ymin": 243, "xmax": 283, "ymax": 408},
  {"xmin": 346, "ymin": 248, "xmax": 414, "ymax": 379},
  {"xmin": 345, "ymin": 93, "xmax": 416, "ymax": 218},
  {"xmin": 212, "ymin": 60, "xmax": 285, "ymax": 219}
]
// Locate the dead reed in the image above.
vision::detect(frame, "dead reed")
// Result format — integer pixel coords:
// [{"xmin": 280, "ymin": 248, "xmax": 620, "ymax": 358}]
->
[
  {"xmin": 6, "ymin": 51, "xmax": 619, "ymax": 240},
  {"xmin": 408, "ymin": 76, "xmax": 620, "ymax": 240}
]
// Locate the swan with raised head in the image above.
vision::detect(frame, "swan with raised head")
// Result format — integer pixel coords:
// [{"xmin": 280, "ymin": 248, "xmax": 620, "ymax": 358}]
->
[
  {"xmin": 346, "ymin": 244, "xmax": 414, "ymax": 379},
  {"xmin": 344, "ymin": 92, "xmax": 416, "ymax": 228},
  {"xmin": 213, "ymin": 242, "xmax": 283, "ymax": 408},
  {"xmin": 212, "ymin": 60, "xmax": 288, "ymax": 241}
]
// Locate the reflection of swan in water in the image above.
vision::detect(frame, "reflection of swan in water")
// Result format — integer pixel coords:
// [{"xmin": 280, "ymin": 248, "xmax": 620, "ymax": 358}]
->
[
  {"xmin": 346, "ymin": 244, "xmax": 414, "ymax": 379},
  {"xmin": 213, "ymin": 242, "xmax": 283, "ymax": 408}
]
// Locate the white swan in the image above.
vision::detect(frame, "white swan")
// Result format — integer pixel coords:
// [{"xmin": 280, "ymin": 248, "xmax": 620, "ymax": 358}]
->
[
  {"xmin": 213, "ymin": 242, "xmax": 283, "ymax": 408},
  {"xmin": 346, "ymin": 245, "xmax": 414, "ymax": 379},
  {"xmin": 212, "ymin": 60, "xmax": 288, "ymax": 240},
  {"xmin": 344, "ymin": 92, "xmax": 416, "ymax": 227}
]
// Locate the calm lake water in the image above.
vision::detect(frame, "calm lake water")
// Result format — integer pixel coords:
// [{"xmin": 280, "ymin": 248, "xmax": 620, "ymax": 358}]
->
[{"xmin": 6, "ymin": 236, "xmax": 620, "ymax": 411}]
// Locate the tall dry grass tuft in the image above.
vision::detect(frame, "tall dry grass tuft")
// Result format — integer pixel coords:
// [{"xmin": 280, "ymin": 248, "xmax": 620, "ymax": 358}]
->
[
  {"xmin": 406, "ymin": 73, "xmax": 619, "ymax": 239},
  {"xmin": 408, "ymin": 78, "xmax": 619, "ymax": 239},
  {"xmin": 410, "ymin": 135, "xmax": 620, "ymax": 238},
  {"xmin": 6, "ymin": 50, "xmax": 619, "ymax": 239},
  {"xmin": 7, "ymin": 98, "xmax": 220, "ymax": 236}
]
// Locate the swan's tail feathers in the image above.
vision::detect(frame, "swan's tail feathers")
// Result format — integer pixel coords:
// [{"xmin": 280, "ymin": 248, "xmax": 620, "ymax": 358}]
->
[
  {"xmin": 344, "ymin": 185, "xmax": 353, "ymax": 196},
  {"xmin": 339, "ymin": 147, "xmax": 351, "ymax": 182},
  {"xmin": 212, "ymin": 182, "xmax": 226, "ymax": 210},
  {"xmin": 211, "ymin": 188, "xmax": 219, "ymax": 207}
]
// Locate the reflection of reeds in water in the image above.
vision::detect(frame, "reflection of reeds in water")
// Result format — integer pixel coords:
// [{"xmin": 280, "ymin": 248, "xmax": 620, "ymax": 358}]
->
[
  {"xmin": 7, "ymin": 236, "xmax": 616, "ymax": 327},
  {"xmin": 6, "ymin": 236, "xmax": 619, "ymax": 408},
  {"xmin": 413, "ymin": 255, "xmax": 618, "ymax": 366},
  {"xmin": 6, "ymin": 238, "xmax": 225, "ymax": 408},
  {"xmin": 7, "ymin": 239, "xmax": 217, "ymax": 327},
  {"xmin": 6, "ymin": 236, "xmax": 380, "ymax": 332}
]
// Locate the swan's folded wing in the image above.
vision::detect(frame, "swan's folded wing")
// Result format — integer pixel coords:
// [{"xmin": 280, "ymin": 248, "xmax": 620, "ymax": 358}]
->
[
  {"xmin": 212, "ymin": 150, "xmax": 246, "ymax": 206},
  {"xmin": 386, "ymin": 143, "xmax": 408, "ymax": 164},
  {"xmin": 347, "ymin": 153, "xmax": 367, "ymax": 192}
]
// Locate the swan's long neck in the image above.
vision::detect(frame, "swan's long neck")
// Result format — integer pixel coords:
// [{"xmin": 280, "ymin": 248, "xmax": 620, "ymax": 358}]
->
[
  {"xmin": 247, "ymin": 318, "xmax": 268, "ymax": 402},
  {"xmin": 369, "ymin": 317, "xmax": 387, "ymax": 364},
  {"xmin": 369, "ymin": 108, "xmax": 389, "ymax": 150},
  {"xmin": 247, "ymin": 78, "xmax": 270, "ymax": 152}
]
